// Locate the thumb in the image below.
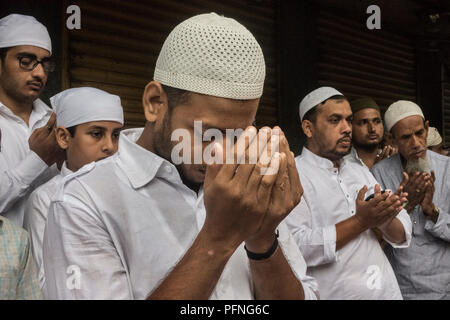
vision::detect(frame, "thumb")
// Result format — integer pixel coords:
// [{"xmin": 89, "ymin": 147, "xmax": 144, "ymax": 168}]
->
[
  {"xmin": 204, "ymin": 143, "xmax": 223, "ymax": 185},
  {"xmin": 357, "ymin": 185, "xmax": 368, "ymax": 202}
]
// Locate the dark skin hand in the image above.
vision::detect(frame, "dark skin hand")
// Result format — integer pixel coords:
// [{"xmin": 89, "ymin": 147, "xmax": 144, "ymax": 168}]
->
[
  {"xmin": 403, "ymin": 171, "xmax": 432, "ymax": 213},
  {"xmin": 28, "ymin": 113, "xmax": 65, "ymax": 167}
]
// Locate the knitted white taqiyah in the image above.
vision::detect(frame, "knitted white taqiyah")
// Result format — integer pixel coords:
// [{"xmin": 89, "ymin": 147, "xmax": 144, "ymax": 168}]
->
[
  {"xmin": 427, "ymin": 127, "xmax": 443, "ymax": 147},
  {"xmin": 384, "ymin": 100, "xmax": 424, "ymax": 132},
  {"xmin": 154, "ymin": 12, "xmax": 266, "ymax": 100}
]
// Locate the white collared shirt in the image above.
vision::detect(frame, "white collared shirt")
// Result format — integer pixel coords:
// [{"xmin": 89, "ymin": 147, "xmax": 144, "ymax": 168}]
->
[
  {"xmin": 24, "ymin": 161, "xmax": 73, "ymax": 289},
  {"xmin": 0, "ymin": 99, "xmax": 58, "ymax": 226},
  {"xmin": 285, "ymin": 147, "xmax": 412, "ymax": 300},
  {"xmin": 42, "ymin": 128, "xmax": 318, "ymax": 300}
]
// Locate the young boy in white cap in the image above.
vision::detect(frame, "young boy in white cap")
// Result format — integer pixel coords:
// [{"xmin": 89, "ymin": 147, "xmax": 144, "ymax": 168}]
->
[
  {"xmin": 0, "ymin": 14, "xmax": 64, "ymax": 226},
  {"xmin": 43, "ymin": 13, "xmax": 318, "ymax": 300},
  {"xmin": 371, "ymin": 101, "xmax": 450, "ymax": 299},
  {"xmin": 24, "ymin": 87, "xmax": 124, "ymax": 292},
  {"xmin": 427, "ymin": 126, "xmax": 449, "ymax": 156},
  {"xmin": 285, "ymin": 87, "xmax": 411, "ymax": 299}
]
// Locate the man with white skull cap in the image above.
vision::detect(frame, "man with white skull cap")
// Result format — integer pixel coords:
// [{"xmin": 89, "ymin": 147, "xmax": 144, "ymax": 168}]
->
[
  {"xmin": 372, "ymin": 100, "xmax": 450, "ymax": 299},
  {"xmin": 0, "ymin": 13, "xmax": 64, "ymax": 300},
  {"xmin": 427, "ymin": 127, "xmax": 449, "ymax": 156},
  {"xmin": 0, "ymin": 14, "xmax": 63, "ymax": 226},
  {"xmin": 43, "ymin": 13, "xmax": 318, "ymax": 300},
  {"xmin": 24, "ymin": 87, "xmax": 124, "ymax": 293},
  {"xmin": 285, "ymin": 87, "xmax": 411, "ymax": 299}
]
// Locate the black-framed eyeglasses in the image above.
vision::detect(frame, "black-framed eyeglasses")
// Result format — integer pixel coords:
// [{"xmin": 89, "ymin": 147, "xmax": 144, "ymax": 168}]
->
[{"xmin": 17, "ymin": 55, "xmax": 56, "ymax": 73}]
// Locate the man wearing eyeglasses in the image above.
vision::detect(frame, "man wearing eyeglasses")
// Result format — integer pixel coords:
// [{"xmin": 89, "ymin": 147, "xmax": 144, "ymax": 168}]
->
[{"xmin": 0, "ymin": 14, "xmax": 63, "ymax": 228}]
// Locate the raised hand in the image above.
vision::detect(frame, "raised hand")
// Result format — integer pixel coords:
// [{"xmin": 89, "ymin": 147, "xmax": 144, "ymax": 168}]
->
[
  {"xmin": 355, "ymin": 184, "xmax": 406, "ymax": 229},
  {"xmin": 28, "ymin": 113, "xmax": 65, "ymax": 166}
]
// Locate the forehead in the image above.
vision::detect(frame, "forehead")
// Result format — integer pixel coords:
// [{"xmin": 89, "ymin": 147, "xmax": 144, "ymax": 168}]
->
[
  {"xmin": 353, "ymin": 108, "xmax": 381, "ymax": 120},
  {"xmin": 172, "ymin": 92, "xmax": 259, "ymax": 130},
  {"xmin": 317, "ymin": 99, "xmax": 352, "ymax": 117},
  {"xmin": 7, "ymin": 45, "xmax": 51, "ymax": 58},
  {"xmin": 392, "ymin": 115, "xmax": 424, "ymax": 135},
  {"xmin": 77, "ymin": 121, "xmax": 123, "ymax": 130}
]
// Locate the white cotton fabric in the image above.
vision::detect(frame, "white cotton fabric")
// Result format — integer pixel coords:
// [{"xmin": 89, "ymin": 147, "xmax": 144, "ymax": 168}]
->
[
  {"xmin": 384, "ymin": 100, "xmax": 424, "ymax": 132},
  {"xmin": 299, "ymin": 87, "xmax": 343, "ymax": 121},
  {"xmin": 427, "ymin": 127, "xmax": 442, "ymax": 147},
  {"xmin": 43, "ymin": 128, "xmax": 319, "ymax": 300},
  {"xmin": 0, "ymin": 14, "xmax": 52, "ymax": 54},
  {"xmin": 154, "ymin": 13, "xmax": 266, "ymax": 100},
  {"xmin": 285, "ymin": 147, "xmax": 412, "ymax": 300},
  {"xmin": 50, "ymin": 87, "xmax": 124, "ymax": 128},
  {"xmin": 0, "ymin": 99, "xmax": 58, "ymax": 226}
]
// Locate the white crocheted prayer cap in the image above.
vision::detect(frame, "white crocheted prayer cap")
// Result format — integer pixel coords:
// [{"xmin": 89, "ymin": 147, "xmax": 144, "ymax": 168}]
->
[
  {"xmin": 384, "ymin": 100, "xmax": 424, "ymax": 132},
  {"xmin": 299, "ymin": 87, "xmax": 343, "ymax": 121},
  {"xmin": 0, "ymin": 14, "xmax": 52, "ymax": 54},
  {"xmin": 50, "ymin": 87, "xmax": 124, "ymax": 128},
  {"xmin": 154, "ymin": 13, "xmax": 266, "ymax": 100},
  {"xmin": 427, "ymin": 127, "xmax": 442, "ymax": 147}
]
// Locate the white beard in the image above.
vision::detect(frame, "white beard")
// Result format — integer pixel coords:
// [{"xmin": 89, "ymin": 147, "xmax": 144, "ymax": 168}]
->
[{"xmin": 405, "ymin": 156, "xmax": 430, "ymax": 174}]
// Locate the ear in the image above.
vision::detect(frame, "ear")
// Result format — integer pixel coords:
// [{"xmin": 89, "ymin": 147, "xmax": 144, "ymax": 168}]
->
[
  {"xmin": 424, "ymin": 120, "xmax": 429, "ymax": 134},
  {"xmin": 55, "ymin": 126, "xmax": 71, "ymax": 150},
  {"xmin": 142, "ymin": 81, "xmax": 168, "ymax": 123},
  {"xmin": 301, "ymin": 120, "xmax": 314, "ymax": 138}
]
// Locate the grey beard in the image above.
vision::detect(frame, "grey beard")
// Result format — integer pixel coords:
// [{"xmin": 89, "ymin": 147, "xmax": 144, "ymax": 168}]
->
[{"xmin": 405, "ymin": 157, "xmax": 430, "ymax": 174}]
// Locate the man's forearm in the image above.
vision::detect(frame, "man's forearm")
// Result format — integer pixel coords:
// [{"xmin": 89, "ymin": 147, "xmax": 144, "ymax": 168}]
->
[
  {"xmin": 147, "ymin": 228, "xmax": 237, "ymax": 300},
  {"xmin": 249, "ymin": 246, "xmax": 305, "ymax": 300},
  {"xmin": 379, "ymin": 218, "xmax": 406, "ymax": 244},
  {"xmin": 336, "ymin": 216, "xmax": 368, "ymax": 251}
]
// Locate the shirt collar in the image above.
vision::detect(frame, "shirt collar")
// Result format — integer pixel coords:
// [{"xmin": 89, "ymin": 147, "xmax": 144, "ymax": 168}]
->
[
  {"xmin": 350, "ymin": 147, "xmax": 366, "ymax": 166},
  {"xmin": 301, "ymin": 146, "xmax": 344, "ymax": 170},
  {"xmin": 60, "ymin": 161, "xmax": 73, "ymax": 177},
  {"xmin": 0, "ymin": 98, "xmax": 52, "ymax": 123},
  {"xmin": 116, "ymin": 128, "xmax": 176, "ymax": 189}
]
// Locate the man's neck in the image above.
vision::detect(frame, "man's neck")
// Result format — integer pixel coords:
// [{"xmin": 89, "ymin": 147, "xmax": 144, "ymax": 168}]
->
[
  {"xmin": 0, "ymin": 88, "xmax": 33, "ymax": 125},
  {"xmin": 354, "ymin": 146, "xmax": 378, "ymax": 169}
]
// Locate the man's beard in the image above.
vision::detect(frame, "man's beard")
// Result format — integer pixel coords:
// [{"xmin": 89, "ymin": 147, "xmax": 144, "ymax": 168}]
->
[
  {"xmin": 153, "ymin": 111, "xmax": 174, "ymax": 163},
  {"xmin": 405, "ymin": 156, "xmax": 430, "ymax": 174},
  {"xmin": 353, "ymin": 139, "xmax": 379, "ymax": 153},
  {"xmin": 319, "ymin": 136, "xmax": 352, "ymax": 161}
]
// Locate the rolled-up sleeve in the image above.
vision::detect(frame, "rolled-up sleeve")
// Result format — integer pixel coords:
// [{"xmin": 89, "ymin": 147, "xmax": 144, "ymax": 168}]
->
[
  {"xmin": 285, "ymin": 197, "xmax": 337, "ymax": 267},
  {"xmin": 0, "ymin": 151, "xmax": 48, "ymax": 213},
  {"xmin": 43, "ymin": 195, "xmax": 131, "ymax": 300},
  {"xmin": 382, "ymin": 209, "xmax": 412, "ymax": 248},
  {"xmin": 277, "ymin": 221, "xmax": 319, "ymax": 300}
]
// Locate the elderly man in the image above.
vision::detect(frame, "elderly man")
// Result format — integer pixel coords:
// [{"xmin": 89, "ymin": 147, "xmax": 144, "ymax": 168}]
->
[
  {"xmin": 372, "ymin": 101, "xmax": 450, "ymax": 299},
  {"xmin": 0, "ymin": 14, "xmax": 63, "ymax": 226},
  {"xmin": 346, "ymin": 97, "xmax": 397, "ymax": 169},
  {"xmin": 43, "ymin": 13, "xmax": 318, "ymax": 300},
  {"xmin": 285, "ymin": 87, "xmax": 412, "ymax": 300}
]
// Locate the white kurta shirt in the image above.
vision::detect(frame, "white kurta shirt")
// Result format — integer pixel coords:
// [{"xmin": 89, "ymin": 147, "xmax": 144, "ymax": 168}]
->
[
  {"xmin": 0, "ymin": 99, "xmax": 58, "ymax": 226},
  {"xmin": 285, "ymin": 147, "xmax": 412, "ymax": 300},
  {"xmin": 24, "ymin": 162, "xmax": 72, "ymax": 289},
  {"xmin": 43, "ymin": 128, "xmax": 318, "ymax": 300}
]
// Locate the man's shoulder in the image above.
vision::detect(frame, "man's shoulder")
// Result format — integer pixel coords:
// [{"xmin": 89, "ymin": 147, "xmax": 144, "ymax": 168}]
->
[{"xmin": 371, "ymin": 154, "xmax": 400, "ymax": 174}]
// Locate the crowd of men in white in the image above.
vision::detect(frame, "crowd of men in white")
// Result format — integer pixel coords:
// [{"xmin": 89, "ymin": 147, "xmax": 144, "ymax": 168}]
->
[{"xmin": 0, "ymin": 12, "xmax": 449, "ymax": 300}]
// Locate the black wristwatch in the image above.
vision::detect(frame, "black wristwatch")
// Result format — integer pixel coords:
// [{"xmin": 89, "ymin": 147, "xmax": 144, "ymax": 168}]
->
[{"xmin": 244, "ymin": 231, "xmax": 280, "ymax": 261}]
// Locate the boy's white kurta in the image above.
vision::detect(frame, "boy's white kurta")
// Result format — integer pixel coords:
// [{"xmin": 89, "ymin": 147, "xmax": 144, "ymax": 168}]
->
[
  {"xmin": 43, "ymin": 128, "xmax": 318, "ymax": 300},
  {"xmin": 285, "ymin": 147, "xmax": 412, "ymax": 300},
  {"xmin": 0, "ymin": 99, "xmax": 58, "ymax": 226},
  {"xmin": 24, "ymin": 162, "xmax": 72, "ymax": 289}
]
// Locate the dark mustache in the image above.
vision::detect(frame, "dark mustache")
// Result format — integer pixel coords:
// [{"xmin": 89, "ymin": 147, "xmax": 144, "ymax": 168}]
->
[{"xmin": 337, "ymin": 135, "xmax": 351, "ymax": 143}]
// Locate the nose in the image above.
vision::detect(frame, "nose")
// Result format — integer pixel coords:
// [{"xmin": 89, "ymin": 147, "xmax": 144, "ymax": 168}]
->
[
  {"xmin": 102, "ymin": 136, "xmax": 115, "ymax": 155},
  {"xmin": 411, "ymin": 134, "xmax": 422, "ymax": 150},
  {"xmin": 367, "ymin": 122, "xmax": 374, "ymax": 133},
  {"xmin": 31, "ymin": 62, "xmax": 46, "ymax": 81},
  {"xmin": 341, "ymin": 120, "xmax": 352, "ymax": 135}
]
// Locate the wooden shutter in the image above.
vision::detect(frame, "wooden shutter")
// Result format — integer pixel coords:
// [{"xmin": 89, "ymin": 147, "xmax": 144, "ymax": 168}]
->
[
  {"xmin": 442, "ymin": 81, "xmax": 450, "ymax": 145},
  {"xmin": 316, "ymin": 10, "xmax": 417, "ymax": 113},
  {"xmin": 63, "ymin": 0, "xmax": 277, "ymax": 128}
]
